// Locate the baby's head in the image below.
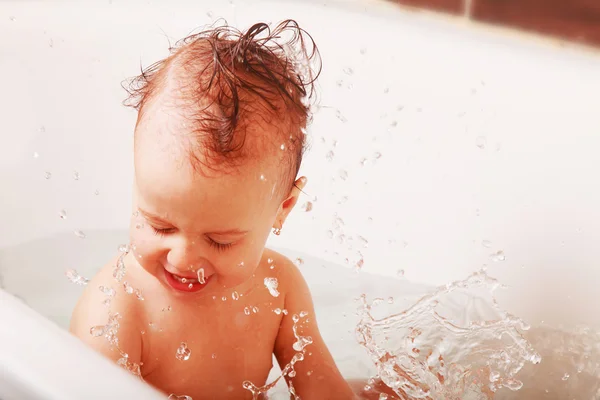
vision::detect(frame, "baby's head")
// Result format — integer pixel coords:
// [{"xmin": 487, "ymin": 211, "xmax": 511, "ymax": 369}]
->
[{"xmin": 124, "ymin": 20, "xmax": 320, "ymax": 293}]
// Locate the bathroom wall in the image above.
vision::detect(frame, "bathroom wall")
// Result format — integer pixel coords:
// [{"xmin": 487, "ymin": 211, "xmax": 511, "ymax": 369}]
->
[{"xmin": 1, "ymin": 0, "xmax": 600, "ymax": 329}]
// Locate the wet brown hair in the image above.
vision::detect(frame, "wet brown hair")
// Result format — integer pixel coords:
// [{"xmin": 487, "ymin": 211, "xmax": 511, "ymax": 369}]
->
[{"xmin": 123, "ymin": 19, "xmax": 321, "ymax": 192}]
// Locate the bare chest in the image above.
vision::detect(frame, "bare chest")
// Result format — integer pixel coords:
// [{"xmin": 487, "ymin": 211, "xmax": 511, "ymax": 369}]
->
[{"xmin": 140, "ymin": 293, "xmax": 285, "ymax": 399}]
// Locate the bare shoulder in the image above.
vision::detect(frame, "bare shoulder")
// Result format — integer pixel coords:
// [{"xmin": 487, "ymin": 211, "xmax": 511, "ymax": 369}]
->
[
  {"xmin": 69, "ymin": 255, "xmax": 144, "ymax": 365},
  {"xmin": 261, "ymin": 248, "xmax": 307, "ymax": 296}
]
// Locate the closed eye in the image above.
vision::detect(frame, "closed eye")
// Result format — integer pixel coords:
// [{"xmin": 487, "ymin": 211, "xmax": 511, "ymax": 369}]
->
[
  {"xmin": 207, "ymin": 238, "xmax": 234, "ymax": 252},
  {"xmin": 150, "ymin": 226, "xmax": 175, "ymax": 237}
]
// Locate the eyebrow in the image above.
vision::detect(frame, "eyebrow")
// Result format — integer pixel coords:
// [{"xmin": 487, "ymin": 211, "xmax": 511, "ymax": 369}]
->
[{"xmin": 138, "ymin": 208, "xmax": 248, "ymax": 236}]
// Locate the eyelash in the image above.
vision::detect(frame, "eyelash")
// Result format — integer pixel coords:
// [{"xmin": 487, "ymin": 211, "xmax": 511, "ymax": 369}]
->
[{"xmin": 150, "ymin": 226, "xmax": 233, "ymax": 252}]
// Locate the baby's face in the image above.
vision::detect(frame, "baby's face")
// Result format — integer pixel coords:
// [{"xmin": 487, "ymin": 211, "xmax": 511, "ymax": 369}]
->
[{"xmin": 129, "ymin": 105, "xmax": 295, "ymax": 296}]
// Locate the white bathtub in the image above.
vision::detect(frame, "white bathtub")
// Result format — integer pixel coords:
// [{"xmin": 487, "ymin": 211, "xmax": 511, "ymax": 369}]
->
[{"xmin": 2, "ymin": 0, "xmax": 600, "ymax": 398}]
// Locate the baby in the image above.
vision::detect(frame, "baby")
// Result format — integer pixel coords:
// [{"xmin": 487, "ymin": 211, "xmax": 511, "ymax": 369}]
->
[{"xmin": 70, "ymin": 20, "xmax": 364, "ymax": 399}]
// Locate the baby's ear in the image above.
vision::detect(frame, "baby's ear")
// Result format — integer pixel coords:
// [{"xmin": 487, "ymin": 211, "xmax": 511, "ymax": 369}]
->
[{"xmin": 274, "ymin": 176, "xmax": 307, "ymax": 230}]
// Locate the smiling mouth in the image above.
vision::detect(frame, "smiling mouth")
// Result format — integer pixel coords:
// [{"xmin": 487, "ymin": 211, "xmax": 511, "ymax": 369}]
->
[{"xmin": 164, "ymin": 269, "xmax": 210, "ymax": 293}]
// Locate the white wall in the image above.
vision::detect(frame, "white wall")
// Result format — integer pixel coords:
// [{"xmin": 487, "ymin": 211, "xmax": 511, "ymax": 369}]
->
[{"xmin": 2, "ymin": 0, "xmax": 600, "ymax": 328}]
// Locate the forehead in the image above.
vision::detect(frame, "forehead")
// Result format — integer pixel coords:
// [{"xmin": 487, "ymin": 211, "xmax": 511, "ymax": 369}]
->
[{"xmin": 133, "ymin": 109, "xmax": 283, "ymax": 228}]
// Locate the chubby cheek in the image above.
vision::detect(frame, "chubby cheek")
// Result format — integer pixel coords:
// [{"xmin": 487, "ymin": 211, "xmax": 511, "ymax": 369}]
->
[
  {"xmin": 128, "ymin": 218, "xmax": 166, "ymax": 274},
  {"xmin": 214, "ymin": 233, "xmax": 269, "ymax": 288}
]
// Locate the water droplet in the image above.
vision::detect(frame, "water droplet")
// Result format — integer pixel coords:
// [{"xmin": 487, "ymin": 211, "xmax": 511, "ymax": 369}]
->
[
  {"xmin": 118, "ymin": 244, "xmax": 129, "ymax": 253},
  {"xmin": 387, "ymin": 297, "xmax": 394, "ymax": 304},
  {"xmin": 335, "ymin": 109, "xmax": 347, "ymax": 123},
  {"xmin": 73, "ymin": 170, "xmax": 80, "ymax": 180},
  {"xmin": 123, "ymin": 281, "xmax": 134, "ymax": 294},
  {"xmin": 206, "ymin": 11, "xmax": 214, "ymax": 18},
  {"xmin": 299, "ymin": 311, "xmax": 308, "ymax": 318},
  {"xmin": 289, "ymin": 370, "xmax": 297, "ymax": 378},
  {"xmin": 373, "ymin": 152, "xmax": 382, "ymax": 160},
  {"xmin": 90, "ymin": 325, "xmax": 105, "ymax": 337},
  {"xmin": 221, "ymin": 296, "xmax": 227, "ymax": 301},
  {"xmin": 264, "ymin": 277, "xmax": 280, "ymax": 297},
  {"xmin": 294, "ymin": 258, "xmax": 304, "ymax": 266},
  {"xmin": 326, "ymin": 150, "xmax": 335, "ymax": 161},
  {"xmin": 359, "ymin": 157, "xmax": 367, "ymax": 167},
  {"xmin": 102, "ymin": 298, "xmax": 111, "ymax": 307},
  {"xmin": 476, "ymin": 136, "xmax": 486, "ymax": 149},
  {"xmin": 176, "ymin": 342, "xmax": 191, "ymax": 361},
  {"xmin": 244, "ymin": 307, "xmax": 251, "ymax": 315},
  {"xmin": 33, "ymin": 152, "xmax": 39, "ymax": 159},
  {"xmin": 343, "ymin": 67, "xmax": 354, "ymax": 75},
  {"xmin": 65, "ymin": 269, "xmax": 89, "ymax": 285},
  {"xmin": 280, "ymin": 144, "xmax": 286, "ymax": 150},
  {"xmin": 355, "ymin": 257, "xmax": 364, "ymax": 271},
  {"xmin": 274, "ymin": 308, "xmax": 282, "ymax": 315},
  {"xmin": 302, "ymin": 201, "xmax": 313, "ymax": 212},
  {"xmin": 491, "ymin": 250, "xmax": 505, "ymax": 262},
  {"xmin": 379, "ymin": 394, "xmax": 388, "ymax": 400},
  {"xmin": 74, "ymin": 230, "xmax": 86, "ymax": 239},
  {"xmin": 397, "ymin": 269, "xmax": 405, "ymax": 278},
  {"xmin": 358, "ymin": 236, "xmax": 369, "ymax": 248},
  {"xmin": 48, "ymin": 38, "xmax": 54, "ymax": 48},
  {"xmin": 252, "ymin": 306, "xmax": 259, "ymax": 313},
  {"xmin": 336, "ymin": 234, "xmax": 346, "ymax": 244},
  {"xmin": 94, "ymin": 189, "xmax": 100, "ymax": 195},
  {"xmin": 259, "ymin": 174, "xmax": 266, "ymax": 181},
  {"xmin": 326, "ymin": 230, "xmax": 334, "ymax": 238},
  {"xmin": 231, "ymin": 291, "xmax": 240, "ymax": 301},
  {"xmin": 168, "ymin": 395, "xmax": 192, "ymax": 400},
  {"xmin": 58, "ymin": 209, "xmax": 67, "ymax": 219},
  {"xmin": 99, "ymin": 285, "xmax": 116, "ymax": 297},
  {"xmin": 197, "ymin": 268, "xmax": 206, "ymax": 284},
  {"xmin": 44, "ymin": 171, "xmax": 52, "ymax": 179},
  {"xmin": 9, "ymin": 16, "xmax": 16, "ymax": 21},
  {"xmin": 339, "ymin": 170, "xmax": 348, "ymax": 180},
  {"xmin": 237, "ymin": 261, "xmax": 245, "ymax": 268},
  {"xmin": 482, "ymin": 240, "xmax": 492, "ymax": 248},
  {"xmin": 562, "ymin": 373, "xmax": 570, "ymax": 381}
]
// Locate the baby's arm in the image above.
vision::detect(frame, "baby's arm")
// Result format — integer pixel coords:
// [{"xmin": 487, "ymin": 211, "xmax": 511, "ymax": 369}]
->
[
  {"xmin": 274, "ymin": 259, "xmax": 357, "ymax": 399},
  {"xmin": 69, "ymin": 263, "xmax": 143, "ymax": 375}
]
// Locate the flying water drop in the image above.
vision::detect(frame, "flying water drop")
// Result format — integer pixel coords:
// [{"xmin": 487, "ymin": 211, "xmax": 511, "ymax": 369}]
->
[
  {"xmin": 168, "ymin": 395, "xmax": 192, "ymax": 400},
  {"xmin": 264, "ymin": 277, "xmax": 280, "ymax": 297},
  {"xmin": 476, "ymin": 136, "xmax": 487, "ymax": 149},
  {"xmin": 302, "ymin": 201, "xmax": 313, "ymax": 212},
  {"xmin": 326, "ymin": 150, "xmax": 335, "ymax": 161},
  {"xmin": 65, "ymin": 269, "xmax": 89, "ymax": 286},
  {"xmin": 491, "ymin": 250, "xmax": 506, "ymax": 262},
  {"xmin": 59, "ymin": 209, "xmax": 67, "ymax": 219},
  {"xmin": 197, "ymin": 268, "xmax": 205, "ymax": 284},
  {"xmin": 244, "ymin": 307, "xmax": 251, "ymax": 315},
  {"xmin": 339, "ymin": 170, "xmax": 349, "ymax": 180},
  {"xmin": 73, "ymin": 170, "xmax": 80, "ymax": 180},
  {"xmin": 74, "ymin": 230, "xmax": 86, "ymax": 239},
  {"xmin": 44, "ymin": 171, "xmax": 52, "ymax": 180},
  {"xmin": 232, "ymin": 291, "xmax": 240, "ymax": 300},
  {"xmin": 176, "ymin": 342, "xmax": 192, "ymax": 361}
]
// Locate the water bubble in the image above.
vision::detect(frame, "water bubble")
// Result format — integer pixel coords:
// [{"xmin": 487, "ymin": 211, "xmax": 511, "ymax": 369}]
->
[
  {"xmin": 343, "ymin": 67, "xmax": 354, "ymax": 75},
  {"xmin": 274, "ymin": 308, "xmax": 282, "ymax": 315},
  {"xmin": 252, "ymin": 306, "xmax": 259, "ymax": 313},
  {"xmin": 44, "ymin": 171, "xmax": 52, "ymax": 179},
  {"xmin": 326, "ymin": 150, "xmax": 335, "ymax": 161},
  {"xmin": 65, "ymin": 269, "xmax": 89, "ymax": 285},
  {"xmin": 299, "ymin": 311, "xmax": 308, "ymax": 318},
  {"xmin": 267, "ymin": 258, "xmax": 273, "ymax": 264},
  {"xmin": 335, "ymin": 109, "xmax": 347, "ymax": 123},
  {"xmin": 482, "ymin": 240, "xmax": 492, "ymax": 248},
  {"xmin": 294, "ymin": 258, "xmax": 304, "ymax": 266},
  {"xmin": 302, "ymin": 201, "xmax": 313, "ymax": 212},
  {"xmin": 197, "ymin": 268, "xmax": 206, "ymax": 284},
  {"xmin": 490, "ymin": 250, "xmax": 505, "ymax": 262},
  {"xmin": 74, "ymin": 230, "xmax": 86, "ymax": 239},
  {"xmin": 339, "ymin": 170, "xmax": 348, "ymax": 180},
  {"xmin": 259, "ymin": 174, "xmax": 266, "ymax": 181},
  {"xmin": 221, "ymin": 296, "xmax": 227, "ymax": 301},
  {"xmin": 264, "ymin": 277, "xmax": 280, "ymax": 297},
  {"xmin": 476, "ymin": 136, "xmax": 487, "ymax": 149},
  {"xmin": 73, "ymin": 170, "xmax": 80, "ymax": 180},
  {"xmin": 244, "ymin": 307, "xmax": 251, "ymax": 315},
  {"xmin": 90, "ymin": 325, "xmax": 106, "ymax": 337},
  {"xmin": 176, "ymin": 342, "xmax": 191, "ymax": 361}
]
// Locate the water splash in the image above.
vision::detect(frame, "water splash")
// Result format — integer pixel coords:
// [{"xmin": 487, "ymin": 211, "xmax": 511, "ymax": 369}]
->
[
  {"xmin": 113, "ymin": 253, "xmax": 126, "ymax": 282},
  {"xmin": 65, "ymin": 269, "xmax": 89, "ymax": 286},
  {"xmin": 243, "ymin": 313, "xmax": 312, "ymax": 399},
  {"xmin": 99, "ymin": 285, "xmax": 115, "ymax": 297},
  {"xmin": 356, "ymin": 270, "xmax": 540, "ymax": 399},
  {"xmin": 264, "ymin": 277, "xmax": 280, "ymax": 297},
  {"xmin": 176, "ymin": 342, "xmax": 192, "ymax": 361}
]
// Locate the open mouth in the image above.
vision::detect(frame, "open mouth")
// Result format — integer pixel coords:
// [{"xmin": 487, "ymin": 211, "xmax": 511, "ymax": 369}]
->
[{"xmin": 164, "ymin": 269, "xmax": 210, "ymax": 293}]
